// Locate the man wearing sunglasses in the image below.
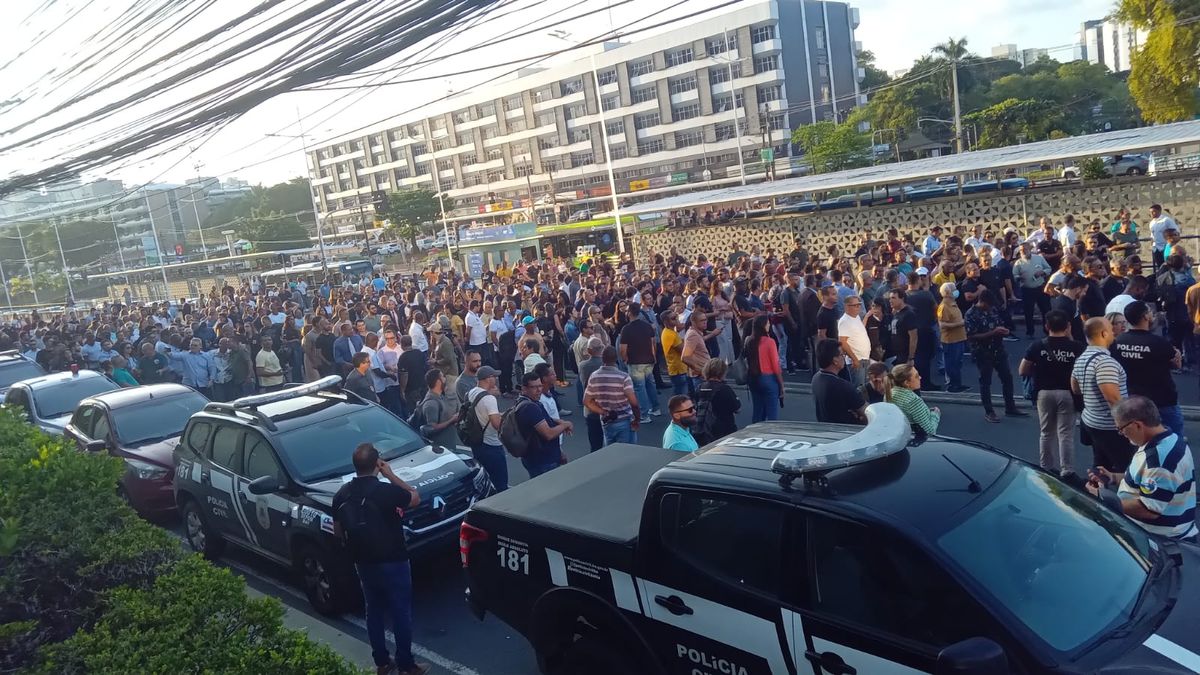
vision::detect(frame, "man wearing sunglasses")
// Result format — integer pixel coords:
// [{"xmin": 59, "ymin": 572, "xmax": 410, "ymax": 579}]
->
[{"xmin": 662, "ymin": 394, "xmax": 699, "ymax": 453}]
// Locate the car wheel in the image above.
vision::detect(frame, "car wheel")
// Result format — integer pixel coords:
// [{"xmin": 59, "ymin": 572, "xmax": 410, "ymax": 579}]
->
[
  {"xmin": 1126, "ymin": 167, "xmax": 1143, "ymax": 176},
  {"xmin": 549, "ymin": 631, "xmax": 640, "ymax": 675},
  {"xmin": 181, "ymin": 497, "xmax": 224, "ymax": 559},
  {"xmin": 1062, "ymin": 171, "xmax": 1076, "ymax": 179},
  {"xmin": 296, "ymin": 543, "xmax": 354, "ymax": 616}
]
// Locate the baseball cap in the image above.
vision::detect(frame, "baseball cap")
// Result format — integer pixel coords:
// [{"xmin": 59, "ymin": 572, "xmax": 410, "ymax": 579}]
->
[
  {"xmin": 916, "ymin": 267, "xmax": 929, "ymax": 276},
  {"xmin": 428, "ymin": 321, "xmax": 443, "ymax": 332},
  {"xmin": 476, "ymin": 365, "xmax": 500, "ymax": 380},
  {"xmin": 521, "ymin": 315, "xmax": 536, "ymax": 326}
]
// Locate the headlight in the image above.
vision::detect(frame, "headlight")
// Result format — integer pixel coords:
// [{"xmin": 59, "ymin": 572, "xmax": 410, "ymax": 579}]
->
[
  {"xmin": 456, "ymin": 452, "xmax": 478, "ymax": 469},
  {"xmin": 471, "ymin": 467, "xmax": 492, "ymax": 495},
  {"xmin": 124, "ymin": 458, "xmax": 168, "ymax": 481}
]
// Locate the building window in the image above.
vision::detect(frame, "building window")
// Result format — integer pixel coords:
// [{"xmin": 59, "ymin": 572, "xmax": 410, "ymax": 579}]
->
[
  {"xmin": 370, "ymin": 134, "xmax": 383, "ymax": 146},
  {"xmin": 674, "ymin": 130, "xmax": 703, "ymax": 148},
  {"xmin": 666, "ymin": 47, "xmax": 694, "ymax": 68},
  {"xmin": 709, "ymin": 67, "xmax": 731, "ymax": 85},
  {"xmin": 461, "ymin": 153, "xmax": 477, "ymax": 165},
  {"xmin": 757, "ymin": 84, "xmax": 782, "ymax": 103},
  {"xmin": 483, "ymin": 127, "xmax": 499, "ymax": 139},
  {"xmin": 406, "ymin": 123, "xmax": 422, "ymax": 137},
  {"xmin": 820, "ymin": 84, "xmax": 831, "ymax": 103},
  {"xmin": 597, "ymin": 69, "xmax": 618, "ymax": 86},
  {"xmin": 478, "ymin": 102, "xmax": 495, "ymax": 117},
  {"xmin": 432, "ymin": 139, "xmax": 448, "ymax": 151},
  {"xmin": 634, "ymin": 112, "xmax": 661, "ymax": 129},
  {"xmin": 560, "ymin": 78, "xmax": 583, "ymax": 95},
  {"xmin": 436, "ymin": 159, "xmax": 453, "ymax": 171},
  {"xmin": 431, "ymin": 118, "xmax": 446, "ymax": 131},
  {"xmin": 705, "ymin": 35, "xmax": 737, "ymax": 54},
  {"xmin": 754, "ymin": 55, "xmax": 779, "ymax": 74},
  {"xmin": 393, "ymin": 168, "xmax": 410, "ymax": 182},
  {"xmin": 818, "ymin": 63, "xmax": 829, "ymax": 79},
  {"xmin": 487, "ymin": 170, "xmax": 504, "ymax": 182},
  {"xmin": 631, "ymin": 86, "xmax": 657, "ymax": 103},
  {"xmin": 373, "ymin": 154, "xmax": 386, "ymax": 165},
  {"xmin": 533, "ymin": 86, "xmax": 554, "ymax": 102},
  {"xmin": 565, "ymin": 103, "xmax": 587, "ymax": 119},
  {"xmin": 567, "ymin": 128, "xmax": 591, "ymax": 144},
  {"xmin": 536, "ymin": 112, "xmax": 556, "ymax": 128},
  {"xmin": 605, "ymin": 120, "xmax": 625, "ymax": 135},
  {"xmin": 672, "ymin": 103, "xmax": 701, "ymax": 121},
  {"xmin": 453, "ymin": 110, "xmax": 470, "ymax": 124},
  {"xmin": 514, "ymin": 164, "xmax": 534, "ymax": 177},
  {"xmin": 629, "ymin": 59, "xmax": 654, "ymax": 77},
  {"xmin": 569, "ymin": 151, "xmax": 594, "ymax": 166},
  {"xmin": 609, "ymin": 144, "xmax": 628, "ymax": 159},
  {"xmin": 714, "ymin": 122, "xmax": 737, "ymax": 141},
  {"xmin": 509, "ymin": 117, "xmax": 528, "ymax": 132},
  {"xmin": 504, "ymin": 95, "xmax": 523, "ymax": 112},
  {"xmin": 751, "ymin": 24, "xmax": 776, "ymax": 44},
  {"xmin": 511, "ymin": 141, "xmax": 531, "ymax": 156},
  {"xmin": 637, "ymin": 139, "xmax": 664, "ymax": 155},
  {"xmin": 711, "ymin": 93, "xmax": 745, "ymax": 112},
  {"xmin": 668, "ymin": 75, "xmax": 697, "ymax": 94},
  {"xmin": 537, "ymin": 137, "xmax": 559, "ymax": 150},
  {"xmin": 543, "ymin": 159, "xmax": 561, "ymax": 172},
  {"xmin": 352, "ymin": 140, "xmax": 363, "ymax": 151},
  {"xmin": 414, "ymin": 162, "xmax": 429, "ymax": 175},
  {"xmin": 487, "ymin": 148, "xmax": 503, "ymax": 161},
  {"xmin": 814, "ymin": 27, "xmax": 826, "ymax": 50},
  {"xmin": 601, "ymin": 95, "xmax": 620, "ymax": 112}
]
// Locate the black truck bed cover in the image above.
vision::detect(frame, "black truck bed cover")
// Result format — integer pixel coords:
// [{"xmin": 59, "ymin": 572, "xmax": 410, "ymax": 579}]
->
[{"xmin": 471, "ymin": 443, "xmax": 679, "ymax": 545}]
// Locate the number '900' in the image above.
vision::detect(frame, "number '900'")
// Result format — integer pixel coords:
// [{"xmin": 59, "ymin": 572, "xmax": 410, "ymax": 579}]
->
[{"xmin": 497, "ymin": 545, "xmax": 529, "ymax": 574}]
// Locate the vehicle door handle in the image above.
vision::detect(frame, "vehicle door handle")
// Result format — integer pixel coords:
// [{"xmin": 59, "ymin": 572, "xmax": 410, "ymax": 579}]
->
[
  {"xmin": 653, "ymin": 594, "xmax": 693, "ymax": 616},
  {"xmin": 805, "ymin": 650, "xmax": 856, "ymax": 675}
]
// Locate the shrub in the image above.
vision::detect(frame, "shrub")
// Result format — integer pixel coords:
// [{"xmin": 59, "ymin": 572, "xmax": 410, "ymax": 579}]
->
[
  {"xmin": 1080, "ymin": 156, "xmax": 1108, "ymax": 180},
  {"xmin": 0, "ymin": 407, "xmax": 358, "ymax": 673},
  {"xmin": 35, "ymin": 556, "xmax": 359, "ymax": 675}
]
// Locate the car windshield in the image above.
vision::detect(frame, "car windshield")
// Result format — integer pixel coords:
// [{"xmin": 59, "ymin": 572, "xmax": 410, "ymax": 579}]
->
[
  {"xmin": 278, "ymin": 406, "xmax": 425, "ymax": 483},
  {"xmin": 34, "ymin": 377, "xmax": 119, "ymax": 418},
  {"xmin": 112, "ymin": 393, "xmax": 209, "ymax": 444},
  {"xmin": 0, "ymin": 360, "xmax": 43, "ymax": 389},
  {"xmin": 937, "ymin": 464, "xmax": 1152, "ymax": 654}
]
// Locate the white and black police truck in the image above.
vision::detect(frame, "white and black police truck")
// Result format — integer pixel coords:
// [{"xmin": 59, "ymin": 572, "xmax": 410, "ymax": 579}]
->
[{"xmin": 462, "ymin": 403, "xmax": 1200, "ymax": 674}]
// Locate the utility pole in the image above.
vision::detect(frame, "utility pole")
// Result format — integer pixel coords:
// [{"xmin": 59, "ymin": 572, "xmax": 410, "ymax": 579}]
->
[
  {"xmin": 268, "ymin": 109, "xmax": 329, "ymax": 274},
  {"xmin": 143, "ymin": 190, "xmax": 171, "ymax": 296},
  {"xmin": 760, "ymin": 104, "xmax": 775, "ymax": 181},
  {"xmin": 0, "ymin": 260, "xmax": 11, "ymax": 310},
  {"xmin": 16, "ymin": 223, "xmax": 38, "ymax": 306},
  {"xmin": 722, "ymin": 28, "xmax": 747, "ymax": 185},
  {"xmin": 189, "ymin": 152, "xmax": 211, "ymax": 259},
  {"xmin": 52, "ymin": 219, "xmax": 74, "ymax": 305},
  {"xmin": 951, "ymin": 58, "xmax": 964, "ymax": 154}
]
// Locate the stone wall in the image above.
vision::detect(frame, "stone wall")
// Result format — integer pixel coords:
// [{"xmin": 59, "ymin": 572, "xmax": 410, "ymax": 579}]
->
[{"xmin": 631, "ymin": 173, "xmax": 1200, "ymax": 261}]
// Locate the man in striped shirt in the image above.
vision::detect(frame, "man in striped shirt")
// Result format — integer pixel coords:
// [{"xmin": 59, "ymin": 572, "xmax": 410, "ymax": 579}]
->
[
  {"xmin": 583, "ymin": 346, "xmax": 641, "ymax": 446},
  {"xmin": 1071, "ymin": 317, "xmax": 1134, "ymax": 471},
  {"xmin": 1088, "ymin": 396, "xmax": 1196, "ymax": 540}
]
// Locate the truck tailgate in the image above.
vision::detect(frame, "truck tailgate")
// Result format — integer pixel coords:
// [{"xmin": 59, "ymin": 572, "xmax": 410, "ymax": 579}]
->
[{"xmin": 470, "ymin": 443, "xmax": 678, "ymax": 545}]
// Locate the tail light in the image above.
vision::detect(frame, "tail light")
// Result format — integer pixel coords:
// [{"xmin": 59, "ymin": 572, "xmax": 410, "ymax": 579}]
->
[{"xmin": 459, "ymin": 521, "xmax": 489, "ymax": 567}]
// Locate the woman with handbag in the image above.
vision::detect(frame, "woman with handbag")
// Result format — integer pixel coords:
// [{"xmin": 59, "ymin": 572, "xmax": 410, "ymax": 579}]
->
[{"xmin": 744, "ymin": 315, "xmax": 784, "ymax": 422}]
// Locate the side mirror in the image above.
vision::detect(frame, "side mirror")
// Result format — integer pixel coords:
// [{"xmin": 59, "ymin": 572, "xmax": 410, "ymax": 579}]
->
[
  {"xmin": 247, "ymin": 475, "xmax": 280, "ymax": 495},
  {"xmin": 84, "ymin": 439, "xmax": 107, "ymax": 453},
  {"xmin": 936, "ymin": 637, "xmax": 1008, "ymax": 675}
]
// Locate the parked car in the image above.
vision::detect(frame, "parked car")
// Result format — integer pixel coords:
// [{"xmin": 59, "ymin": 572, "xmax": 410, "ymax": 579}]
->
[
  {"xmin": 64, "ymin": 384, "xmax": 209, "ymax": 516},
  {"xmin": 375, "ymin": 242, "xmax": 402, "ymax": 255},
  {"xmin": 1062, "ymin": 154, "xmax": 1149, "ymax": 179},
  {"xmin": 0, "ymin": 350, "xmax": 46, "ymax": 396},
  {"xmin": 4, "ymin": 370, "xmax": 119, "ymax": 435}
]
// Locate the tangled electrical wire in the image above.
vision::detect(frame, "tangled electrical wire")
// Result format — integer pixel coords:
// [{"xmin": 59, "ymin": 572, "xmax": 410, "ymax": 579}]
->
[{"xmin": 0, "ymin": 0, "xmax": 504, "ymax": 197}]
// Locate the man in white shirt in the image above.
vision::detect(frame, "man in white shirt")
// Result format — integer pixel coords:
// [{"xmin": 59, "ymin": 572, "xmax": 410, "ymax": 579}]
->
[
  {"xmin": 465, "ymin": 300, "xmax": 490, "ymax": 365},
  {"xmin": 921, "ymin": 226, "xmax": 943, "ymax": 257},
  {"xmin": 358, "ymin": 333, "xmax": 393, "ymax": 401},
  {"xmin": 1148, "ymin": 203, "xmax": 1180, "ymax": 269},
  {"xmin": 837, "ymin": 295, "xmax": 872, "ymax": 388},
  {"xmin": 964, "ymin": 224, "xmax": 987, "ymax": 254},
  {"xmin": 407, "ymin": 310, "xmax": 429, "ymax": 356},
  {"xmin": 1057, "ymin": 214, "xmax": 1078, "ymax": 248}
]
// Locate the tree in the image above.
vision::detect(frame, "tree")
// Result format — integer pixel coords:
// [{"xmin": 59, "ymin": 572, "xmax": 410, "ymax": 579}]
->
[
  {"xmin": 380, "ymin": 189, "xmax": 441, "ymax": 253},
  {"xmin": 932, "ymin": 37, "xmax": 970, "ymax": 62},
  {"xmin": 856, "ymin": 49, "xmax": 891, "ymax": 90},
  {"xmin": 237, "ymin": 216, "xmax": 310, "ymax": 253},
  {"xmin": 791, "ymin": 117, "xmax": 872, "ymax": 173},
  {"xmin": 1118, "ymin": 0, "xmax": 1200, "ymax": 122},
  {"xmin": 963, "ymin": 98, "xmax": 1063, "ymax": 148}
]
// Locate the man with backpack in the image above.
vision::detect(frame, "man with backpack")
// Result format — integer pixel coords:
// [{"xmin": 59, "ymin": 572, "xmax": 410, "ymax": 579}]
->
[
  {"xmin": 414, "ymin": 369, "xmax": 460, "ymax": 450},
  {"xmin": 461, "ymin": 365, "xmax": 506, "ymax": 492},
  {"xmin": 505, "ymin": 371, "xmax": 573, "ymax": 478},
  {"xmin": 332, "ymin": 443, "xmax": 429, "ymax": 675}
]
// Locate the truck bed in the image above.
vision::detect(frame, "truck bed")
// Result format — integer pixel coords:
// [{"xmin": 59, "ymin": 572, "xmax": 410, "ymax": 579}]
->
[{"xmin": 471, "ymin": 443, "xmax": 678, "ymax": 545}]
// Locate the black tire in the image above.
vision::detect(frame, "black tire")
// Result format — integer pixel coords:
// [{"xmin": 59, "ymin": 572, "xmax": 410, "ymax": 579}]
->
[
  {"xmin": 1062, "ymin": 171, "xmax": 1076, "ymax": 180},
  {"xmin": 181, "ymin": 497, "xmax": 224, "ymax": 559},
  {"xmin": 295, "ymin": 542, "xmax": 356, "ymax": 616},
  {"xmin": 1126, "ymin": 167, "xmax": 1143, "ymax": 176},
  {"xmin": 548, "ymin": 631, "xmax": 642, "ymax": 675}
]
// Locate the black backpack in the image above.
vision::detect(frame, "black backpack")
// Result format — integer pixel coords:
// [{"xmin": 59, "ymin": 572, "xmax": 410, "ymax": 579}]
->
[
  {"xmin": 692, "ymin": 383, "xmax": 720, "ymax": 446},
  {"xmin": 499, "ymin": 399, "xmax": 535, "ymax": 458},
  {"xmin": 457, "ymin": 391, "xmax": 488, "ymax": 447},
  {"xmin": 334, "ymin": 482, "xmax": 396, "ymax": 561}
]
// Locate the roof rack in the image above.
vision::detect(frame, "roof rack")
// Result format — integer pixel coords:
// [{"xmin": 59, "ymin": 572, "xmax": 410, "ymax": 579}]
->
[
  {"xmin": 203, "ymin": 402, "xmax": 279, "ymax": 431},
  {"xmin": 202, "ymin": 376, "xmax": 347, "ymax": 432},
  {"xmin": 771, "ymin": 403, "xmax": 911, "ymax": 486},
  {"xmin": 0, "ymin": 349, "xmax": 22, "ymax": 358}
]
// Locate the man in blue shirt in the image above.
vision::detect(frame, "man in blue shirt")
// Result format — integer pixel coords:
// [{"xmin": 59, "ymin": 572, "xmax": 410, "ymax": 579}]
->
[
  {"xmin": 332, "ymin": 322, "xmax": 363, "ymax": 378},
  {"xmin": 166, "ymin": 338, "xmax": 216, "ymax": 398},
  {"xmin": 514, "ymin": 371, "xmax": 572, "ymax": 478},
  {"xmin": 662, "ymin": 395, "xmax": 699, "ymax": 452}
]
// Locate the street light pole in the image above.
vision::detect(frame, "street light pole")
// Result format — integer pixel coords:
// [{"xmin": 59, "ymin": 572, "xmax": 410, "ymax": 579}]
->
[
  {"xmin": 723, "ymin": 28, "xmax": 748, "ymax": 185},
  {"xmin": 52, "ymin": 219, "xmax": 74, "ymax": 305},
  {"xmin": 0, "ymin": 260, "xmax": 11, "ymax": 310},
  {"xmin": 269, "ymin": 110, "xmax": 329, "ymax": 274},
  {"xmin": 589, "ymin": 51, "xmax": 626, "ymax": 254},
  {"xmin": 16, "ymin": 223, "xmax": 38, "ymax": 306},
  {"xmin": 188, "ymin": 153, "xmax": 211, "ymax": 259},
  {"xmin": 143, "ymin": 190, "xmax": 171, "ymax": 296},
  {"xmin": 951, "ymin": 58, "xmax": 964, "ymax": 154}
]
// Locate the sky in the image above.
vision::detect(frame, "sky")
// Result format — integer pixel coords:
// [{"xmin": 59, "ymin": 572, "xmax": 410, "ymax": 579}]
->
[{"xmin": 0, "ymin": 0, "xmax": 1117, "ymax": 192}]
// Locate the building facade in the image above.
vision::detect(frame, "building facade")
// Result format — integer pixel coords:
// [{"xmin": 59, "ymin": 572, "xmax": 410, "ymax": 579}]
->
[
  {"xmin": 1081, "ymin": 17, "xmax": 1147, "ymax": 73},
  {"xmin": 307, "ymin": 0, "xmax": 863, "ymax": 229}
]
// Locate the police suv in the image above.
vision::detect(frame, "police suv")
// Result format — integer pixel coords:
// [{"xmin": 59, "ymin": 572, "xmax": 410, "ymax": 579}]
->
[
  {"xmin": 462, "ymin": 404, "xmax": 1200, "ymax": 674},
  {"xmin": 173, "ymin": 376, "xmax": 493, "ymax": 614}
]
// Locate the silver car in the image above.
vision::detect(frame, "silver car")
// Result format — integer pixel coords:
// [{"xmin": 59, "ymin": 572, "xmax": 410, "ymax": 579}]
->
[
  {"xmin": 4, "ymin": 370, "xmax": 120, "ymax": 435},
  {"xmin": 1062, "ymin": 154, "xmax": 1149, "ymax": 179}
]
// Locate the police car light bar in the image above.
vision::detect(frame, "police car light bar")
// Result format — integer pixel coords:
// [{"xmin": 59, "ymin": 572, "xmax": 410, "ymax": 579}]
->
[
  {"xmin": 770, "ymin": 402, "xmax": 912, "ymax": 477},
  {"xmin": 231, "ymin": 375, "xmax": 344, "ymax": 409}
]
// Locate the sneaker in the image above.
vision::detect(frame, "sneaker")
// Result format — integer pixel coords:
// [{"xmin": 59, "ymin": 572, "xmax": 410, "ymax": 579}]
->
[
  {"xmin": 399, "ymin": 664, "xmax": 431, "ymax": 675},
  {"xmin": 649, "ymin": 408, "xmax": 663, "ymax": 416},
  {"xmin": 640, "ymin": 415, "xmax": 653, "ymax": 424},
  {"xmin": 559, "ymin": 408, "xmax": 574, "ymax": 417},
  {"xmin": 984, "ymin": 412, "xmax": 1000, "ymax": 423},
  {"xmin": 786, "ymin": 369, "xmax": 797, "ymax": 376},
  {"xmin": 376, "ymin": 664, "xmax": 396, "ymax": 675}
]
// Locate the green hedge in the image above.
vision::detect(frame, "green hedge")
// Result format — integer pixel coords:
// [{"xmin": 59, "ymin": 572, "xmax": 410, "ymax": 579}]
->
[{"xmin": 0, "ymin": 408, "xmax": 360, "ymax": 674}]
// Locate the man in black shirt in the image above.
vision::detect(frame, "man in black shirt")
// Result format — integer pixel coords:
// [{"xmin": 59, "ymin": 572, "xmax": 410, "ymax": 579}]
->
[
  {"xmin": 1079, "ymin": 257, "xmax": 1108, "ymax": 322},
  {"xmin": 906, "ymin": 271, "xmax": 940, "ymax": 390},
  {"xmin": 811, "ymin": 339, "xmax": 866, "ymax": 425},
  {"xmin": 619, "ymin": 303, "xmax": 661, "ymax": 419},
  {"xmin": 780, "ymin": 272, "xmax": 807, "ymax": 372},
  {"xmin": 814, "ymin": 286, "xmax": 840, "ymax": 342},
  {"xmin": 1019, "ymin": 310, "xmax": 1084, "ymax": 478},
  {"xmin": 888, "ymin": 289, "xmax": 918, "ymax": 366},
  {"xmin": 1053, "ymin": 276, "xmax": 1088, "ymax": 343},
  {"xmin": 1113, "ymin": 301, "xmax": 1183, "ymax": 436},
  {"xmin": 332, "ymin": 443, "xmax": 428, "ymax": 675},
  {"xmin": 397, "ymin": 335, "xmax": 428, "ymax": 417}
]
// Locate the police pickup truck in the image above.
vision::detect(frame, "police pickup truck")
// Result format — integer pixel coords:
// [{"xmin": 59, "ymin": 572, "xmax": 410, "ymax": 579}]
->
[{"xmin": 462, "ymin": 403, "xmax": 1200, "ymax": 675}]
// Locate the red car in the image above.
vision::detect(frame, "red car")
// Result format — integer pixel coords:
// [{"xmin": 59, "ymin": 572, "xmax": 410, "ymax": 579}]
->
[{"xmin": 64, "ymin": 384, "xmax": 209, "ymax": 517}]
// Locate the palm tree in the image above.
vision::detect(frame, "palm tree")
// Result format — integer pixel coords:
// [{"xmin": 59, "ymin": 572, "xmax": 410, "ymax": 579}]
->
[{"xmin": 932, "ymin": 37, "xmax": 969, "ymax": 63}]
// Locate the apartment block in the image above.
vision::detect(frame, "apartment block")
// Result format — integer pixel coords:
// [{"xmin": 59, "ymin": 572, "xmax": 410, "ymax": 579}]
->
[
  {"xmin": 1081, "ymin": 17, "xmax": 1147, "ymax": 73},
  {"xmin": 307, "ymin": 0, "xmax": 864, "ymax": 228}
]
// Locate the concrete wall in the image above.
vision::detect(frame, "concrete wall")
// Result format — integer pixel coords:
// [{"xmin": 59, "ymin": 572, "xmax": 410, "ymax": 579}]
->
[{"xmin": 631, "ymin": 173, "xmax": 1200, "ymax": 261}]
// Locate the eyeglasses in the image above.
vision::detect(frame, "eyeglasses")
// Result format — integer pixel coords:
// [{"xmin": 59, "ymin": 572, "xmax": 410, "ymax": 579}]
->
[
  {"xmin": 1116, "ymin": 419, "xmax": 1138, "ymax": 435},
  {"xmin": 675, "ymin": 406, "xmax": 695, "ymax": 415}
]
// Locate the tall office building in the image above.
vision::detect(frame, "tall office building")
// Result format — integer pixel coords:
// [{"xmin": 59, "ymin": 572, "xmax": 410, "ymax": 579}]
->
[
  {"xmin": 307, "ymin": 0, "xmax": 864, "ymax": 230},
  {"xmin": 1081, "ymin": 17, "xmax": 1147, "ymax": 73}
]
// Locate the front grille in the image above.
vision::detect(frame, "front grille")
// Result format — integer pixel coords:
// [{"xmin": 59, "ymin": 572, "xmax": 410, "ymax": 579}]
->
[{"xmin": 406, "ymin": 478, "xmax": 474, "ymax": 533}]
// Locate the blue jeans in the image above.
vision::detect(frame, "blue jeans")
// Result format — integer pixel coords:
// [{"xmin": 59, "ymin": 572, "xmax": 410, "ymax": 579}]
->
[
  {"xmin": 628, "ymin": 363, "xmax": 658, "ymax": 414},
  {"xmin": 474, "ymin": 442, "xmax": 508, "ymax": 492},
  {"xmin": 943, "ymin": 341, "xmax": 966, "ymax": 390},
  {"xmin": 355, "ymin": 560, "xmax": 415, "ymax": 670},
  {"xmin": 602, "ymin": 417, "xmax": 637, "ymax": 445},
  {"xmin": 1159, "ymin": 405, "xmax": 1185, "ymax": 438},
  {"xmin": 522, "ymin": 458, "xmax": 559, "ymax": 478},
  {"xmin": 750, "ymin": 374, "xmax": 780, "ymax": 422},
  {"xmin": 670, "ymin": 373, "xmax": 689, "ymax": 396}
]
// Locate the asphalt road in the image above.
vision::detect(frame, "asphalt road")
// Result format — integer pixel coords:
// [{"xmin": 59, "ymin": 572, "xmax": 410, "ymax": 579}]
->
[{"xmin": 171, "ymin": 376, "xmax": 1200, "ymax": 675}]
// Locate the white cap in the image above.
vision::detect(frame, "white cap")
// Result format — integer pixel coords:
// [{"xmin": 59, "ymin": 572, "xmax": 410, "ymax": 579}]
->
[{"xmin": 916, "ymin": 266, "xmax": 929, "ymax": 276}]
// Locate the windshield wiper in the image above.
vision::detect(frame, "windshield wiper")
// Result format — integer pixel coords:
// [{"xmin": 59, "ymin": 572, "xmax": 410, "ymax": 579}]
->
[{"xmin": 1108, "ymin": 551, "xmax": 1169, "ymax": 639}]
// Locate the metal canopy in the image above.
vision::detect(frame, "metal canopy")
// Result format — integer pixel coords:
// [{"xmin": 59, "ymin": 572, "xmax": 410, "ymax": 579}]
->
[{"xmin": 619, "ymin": 120, "xmax": 1200, "ymax": 215}]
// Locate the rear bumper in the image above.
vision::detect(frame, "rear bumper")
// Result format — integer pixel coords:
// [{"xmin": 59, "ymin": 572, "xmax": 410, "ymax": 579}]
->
[{"xmin": 121, "ymin": 475, "xmax": 177, "ymax": 515}]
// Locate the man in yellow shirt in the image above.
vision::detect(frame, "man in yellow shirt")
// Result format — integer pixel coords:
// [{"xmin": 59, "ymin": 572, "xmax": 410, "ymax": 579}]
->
[
  {"xmin": 931, "ymin": 260, "xmax": 958, "ymax": 288},
  {"xmin": 660, "ymin": 311, "xmax": 690, "ymax": 395}
]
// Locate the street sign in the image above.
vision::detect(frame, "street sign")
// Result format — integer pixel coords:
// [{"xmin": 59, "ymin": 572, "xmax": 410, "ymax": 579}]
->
[{"xmin": 760, "ymin": 148, "xmax": 775, "ymax": 162}]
